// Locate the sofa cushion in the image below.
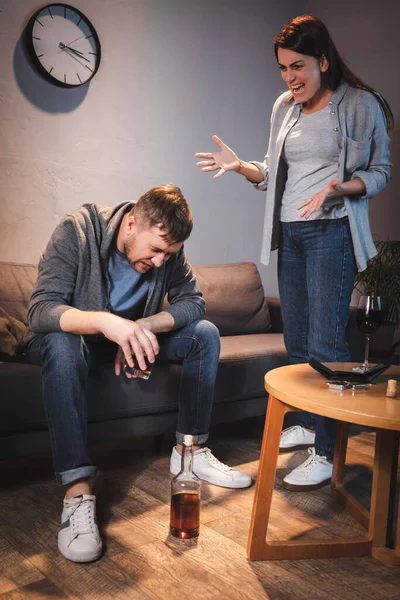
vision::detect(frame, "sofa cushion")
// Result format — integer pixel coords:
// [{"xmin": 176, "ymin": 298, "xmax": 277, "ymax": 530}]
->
[
  {"xmin": 219, "ymin": 333, "xmax": 287, "ymax": 361},
  {"xmin": 0, "ymin": 262, "xmax": 38, "ymax": 324},
  {"xmin": 192, "ymin": 263, "xmax": 270, "ymax": 336},
  {"xmin": 216, "ymin": 333, "xmax": 288, "ymax": 402}
]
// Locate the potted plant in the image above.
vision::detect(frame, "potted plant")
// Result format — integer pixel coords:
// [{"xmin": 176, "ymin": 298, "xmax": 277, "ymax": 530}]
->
[{"xmin": 354, "ymin": 241, "xmax": 400, "ymax": 361}]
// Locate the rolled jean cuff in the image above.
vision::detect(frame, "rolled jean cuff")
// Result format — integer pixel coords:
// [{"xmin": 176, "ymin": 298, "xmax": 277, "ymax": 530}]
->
[
  {"xmin": 176, "ymin": 431, "xmax": 209, "ymax": 445},
  {"xmin": 315, "ymin": 445, "xmax": 334, "ymax": 462},
  {"xmin": 55, "ymin": 465, "xmax": 97, "ymax": 487},
  {"xmin": 297, "ymin": 412, "xmax": 315, "ymax": 430}
]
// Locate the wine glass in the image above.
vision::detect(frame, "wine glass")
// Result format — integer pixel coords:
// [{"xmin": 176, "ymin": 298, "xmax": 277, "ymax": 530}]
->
[{"xmin": 352, "ymin": 295, "xmax": 385, "ymax": 373}]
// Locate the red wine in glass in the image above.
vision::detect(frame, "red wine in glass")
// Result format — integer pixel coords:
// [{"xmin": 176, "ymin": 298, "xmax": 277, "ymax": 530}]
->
[
  {"xmin": 353, "ymin": 295, "xmax": 384, "ymax": 373},
  {"xmin": 356, "ymin": 308, "xmax": 385, "ymax": 334}
]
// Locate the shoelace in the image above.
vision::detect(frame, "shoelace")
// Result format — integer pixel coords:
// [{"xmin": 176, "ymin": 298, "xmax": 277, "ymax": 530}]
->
[
  {"xmin": 296, "ymin": 448, "xmax": 328, "ymax": 474},
  {"xmin": 281, "ymin": 425, "xmax": 303, "ymax": 438},
  {"xmin": 69, "ymin": 498, "xmax": 96, "ymax": 538},
  {"xmin": 197, "ymin": 448, "xmax": 232, "ymax": 472},
  {"xmin": 281, "ymin": 425, "xmax": 315, "ymax": 440}
]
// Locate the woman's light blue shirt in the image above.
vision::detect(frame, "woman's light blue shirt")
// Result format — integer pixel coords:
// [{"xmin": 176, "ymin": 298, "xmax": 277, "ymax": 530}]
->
[{"xmin": 250, "ymin": 81, "xmax": 391, "ymax": 271}]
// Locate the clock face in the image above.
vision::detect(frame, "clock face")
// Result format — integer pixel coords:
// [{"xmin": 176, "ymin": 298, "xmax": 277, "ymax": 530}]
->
[{"xmin": 25, "ymin": 3, "xmax": 101, "ymax": 87}]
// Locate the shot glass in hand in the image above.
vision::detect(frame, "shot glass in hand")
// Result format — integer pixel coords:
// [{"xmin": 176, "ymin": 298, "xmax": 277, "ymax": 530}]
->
[{"xmin": 123, "ymin": 355, "xmax": 154, "ymax": 380}]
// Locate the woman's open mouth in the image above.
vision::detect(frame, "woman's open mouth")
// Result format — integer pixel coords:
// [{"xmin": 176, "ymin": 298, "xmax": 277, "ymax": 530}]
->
[{"xmin": 291, "ymin": 83, "xmax": 305, "ymax": 95}]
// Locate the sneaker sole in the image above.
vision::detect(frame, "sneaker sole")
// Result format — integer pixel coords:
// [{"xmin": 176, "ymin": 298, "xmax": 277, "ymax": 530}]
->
[
  {"xmin": 58, "ymin": 543, "xmax": 103, "ymax": 563},
  {"xmin": 170, "ymin": 467, "xmax": 252, "ymax": 489},
  {"xmin": 282, "ymin": 477, "xmax": 331, "ymax": 492},
  {"xmin": 279, "ymin": 442, "xmax": 315, "ymax": 453}
]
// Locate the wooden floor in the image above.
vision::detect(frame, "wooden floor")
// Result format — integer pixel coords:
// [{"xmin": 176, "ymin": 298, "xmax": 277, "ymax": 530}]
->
[{"xmin": 0, "ymin": 418, "xmax": 399, "ymax": 600}]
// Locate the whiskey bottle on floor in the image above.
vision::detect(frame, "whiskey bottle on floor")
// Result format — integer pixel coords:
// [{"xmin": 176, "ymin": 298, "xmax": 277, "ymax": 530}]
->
[{"xmin": 170, "ymin": 434, "xmax": 201, "ymax": 539}]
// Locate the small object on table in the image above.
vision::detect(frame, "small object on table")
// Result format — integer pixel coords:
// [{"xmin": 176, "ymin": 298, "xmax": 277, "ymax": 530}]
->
[
  {"xmin": 386, "ymin": 379, "xmax": 398, "ymax": 398},
  {"xmin": 326, "ymin": 381, "xmax": 370, "ymax": 393},
  {"xmin": 309, "ymin": 358, "xmax": 388, "ymax": 383}
]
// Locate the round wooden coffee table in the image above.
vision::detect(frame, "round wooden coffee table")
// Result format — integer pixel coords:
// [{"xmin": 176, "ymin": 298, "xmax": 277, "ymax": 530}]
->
[{"xmin": 247, "ymin": 363, "xmax": 400, "ymax": 563}]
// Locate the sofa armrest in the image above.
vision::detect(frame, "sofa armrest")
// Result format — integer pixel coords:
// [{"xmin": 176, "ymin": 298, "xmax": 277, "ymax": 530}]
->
[{"xmin": 266, "ymin": 297, "xmax": 283, "ymax": 334}]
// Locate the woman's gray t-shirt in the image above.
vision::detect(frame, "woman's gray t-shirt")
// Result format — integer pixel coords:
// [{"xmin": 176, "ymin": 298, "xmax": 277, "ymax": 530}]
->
[{"xmin": 280, "ymin": 105, "xmax": 347, "ymax": 222}]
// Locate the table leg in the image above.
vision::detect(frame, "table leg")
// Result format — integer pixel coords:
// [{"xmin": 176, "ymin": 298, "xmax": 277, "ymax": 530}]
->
[
  {"xmin": 247, "ymin": 395, "xmax": 286, "ymax": 560},
  {"xmin": 371, "ymin": 430, "xmax": 400, "ymax": 565},
  {"xmin": 388, "ymin": 432, "xmax": 399, "ymax": 549},
  {"xmin": 331, "ymin": 422, "xmax": 369, "ymax": 530},
  {"xmin": 247, "ymin": 399, "xmax": 372, "ymax": 561},
  {"xmin": 331, "ymin": 421, "xmax": 348, "ymax": 490},
  {"xmin": 395, "ymin": 435, "xmax": 400, "ymax": 554}
]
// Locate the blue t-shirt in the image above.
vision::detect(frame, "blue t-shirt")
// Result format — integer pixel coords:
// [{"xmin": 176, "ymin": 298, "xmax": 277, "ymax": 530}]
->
[{"xmin": 108, "ymin": 245, "xmax": 150, "ymax": 319}]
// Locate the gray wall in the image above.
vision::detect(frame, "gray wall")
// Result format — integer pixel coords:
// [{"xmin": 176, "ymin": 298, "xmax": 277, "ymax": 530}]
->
[
  {"xmin": 0, "ymin": 0, "xmax": 299, "ymax": 297},
  {"xmin": 0, "ymin": 1, "xmax": 398, "ymax": 299}
]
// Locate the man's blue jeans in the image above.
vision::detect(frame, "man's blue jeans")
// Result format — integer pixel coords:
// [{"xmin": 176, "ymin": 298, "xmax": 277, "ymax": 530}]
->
[
  {"xmin": 278, "ymin": 218, "xmax": 357, "ymax": 460},
  {"xmin": 27, "ymin": 319, "xmax": 220, "ymax": 486}
]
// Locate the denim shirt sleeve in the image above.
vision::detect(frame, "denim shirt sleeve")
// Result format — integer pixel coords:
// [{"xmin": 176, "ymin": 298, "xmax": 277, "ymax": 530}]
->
[
  {"xmin": 248, "ymin": 158, "xmax": 269, "ymax": 191},
  {"xmin": 248, "ymin": 127, "xmax": 273, "ymax": 191},
  {"xmin": 246, "ymin": 93, "xmax": 287, "ymax": 191},
  {"xmin": 350, "ymin": 99, "xmax": 391, "ymax": 199}
]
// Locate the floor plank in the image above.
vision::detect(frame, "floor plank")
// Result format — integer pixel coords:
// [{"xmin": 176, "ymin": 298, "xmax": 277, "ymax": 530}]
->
[
  {"xmin": 0, "ymin": 578, "xmax": 66, "ymax": 599},
  {"xmin": 0, "ymin": 418, "xmax": 398, "ymax": 599},
  {"xmin": 0, "ymin": 536, "xmax": 43, "ymax": 596}
]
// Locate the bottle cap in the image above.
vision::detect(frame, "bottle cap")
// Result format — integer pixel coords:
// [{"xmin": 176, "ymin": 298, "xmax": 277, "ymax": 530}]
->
[{"xmin": 183, "ymin": 434, "xmax": 194, "ymax": 446}]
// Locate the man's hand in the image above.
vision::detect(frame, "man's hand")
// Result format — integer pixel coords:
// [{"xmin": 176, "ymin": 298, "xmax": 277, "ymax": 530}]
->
[
  {"xmin": 114, "ymin": 346, "xmax": 142, "ymax": 378},
  {"xmin": 100, "ymin": 313, "xmax": 159, "ymax": 372},
  {"xmin": 59, "ymin": 308, "xmax": 172, "ymax": 373},
  {"xmin": 297, "ymin": 180, "xmax": 341, "ymax": 219},
  {"xmin": 114, "ymin": 316, "xmax": 156, "ymax": 377}
]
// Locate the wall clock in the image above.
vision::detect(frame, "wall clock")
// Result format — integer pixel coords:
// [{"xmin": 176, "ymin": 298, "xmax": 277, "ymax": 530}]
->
[{"xmin": 25, "ymin": 3, "xmax": 101, "ymax": 88}]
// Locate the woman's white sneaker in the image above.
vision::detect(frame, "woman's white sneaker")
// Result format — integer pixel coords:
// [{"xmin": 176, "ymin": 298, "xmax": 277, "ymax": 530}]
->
[
  {"xmin": 170, "ymin": 446, "xmax": 252, "ymax": 489},
  {"xmin": 279, "ymin": 425, "xmax": 316, "ymax": 451},
  {"xmin": 282, "ymin": 448, "xmax": 332, "ymax": 491},
  {"xmin": 58, "ymin": 494, "xmax": 103, "ymax": 563}
]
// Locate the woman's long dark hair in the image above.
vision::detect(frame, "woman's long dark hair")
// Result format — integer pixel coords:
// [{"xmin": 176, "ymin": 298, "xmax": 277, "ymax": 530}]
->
[{"xmin": 274, "ymin": 15, "xmax": 394, "ymax": 129}]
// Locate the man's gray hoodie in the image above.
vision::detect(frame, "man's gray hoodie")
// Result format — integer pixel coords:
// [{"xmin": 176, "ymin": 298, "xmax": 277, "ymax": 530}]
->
[{"xmin": 28, "ymin": 202, "xmax": 205, "ymax": 334}]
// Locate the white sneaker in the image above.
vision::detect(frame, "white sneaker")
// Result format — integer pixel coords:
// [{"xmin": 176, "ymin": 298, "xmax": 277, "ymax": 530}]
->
[
  {"xmin": 282, "ymin": 448, "xmax": 333, "ymax": 491},
  {"xmin": 280, "ymin": 425, "xmax": 316, "ymax": 451},
  {"xmin": 58, "ymin": 494, "xmax": 103, "ymax": 563},
  {"xmin": 170, "ymin": 446, "xmax": 252, "ymax": 489}
]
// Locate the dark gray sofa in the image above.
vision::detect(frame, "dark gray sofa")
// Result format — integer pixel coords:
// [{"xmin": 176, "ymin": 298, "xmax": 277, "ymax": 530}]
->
[{"xmin": 0, "ymin": 261, "xmax": 290, "ymax": 461}]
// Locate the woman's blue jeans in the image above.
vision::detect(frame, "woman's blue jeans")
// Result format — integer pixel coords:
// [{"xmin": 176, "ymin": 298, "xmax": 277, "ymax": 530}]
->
[
  {"xmin": 27, "ymin": 319, "xmax": 220, "ymax": 486},
  {"xmin": 278, "ymin": 218, "xmax": 357, "ymax": 460}
]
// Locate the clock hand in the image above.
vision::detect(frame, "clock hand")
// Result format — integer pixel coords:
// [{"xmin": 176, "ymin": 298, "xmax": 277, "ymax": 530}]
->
[
  {"xmin": 59, "ymin": 42, "xmax": 90, "ymax": 62},
  {"xmin": 65, "ymin": 47, "xmax": 90, "ymax": 63},
  {"xmin": 65, "ymin": 34, "xmax": 87, "ymax": 47},
  {"xmin": 62, "ymin": 47, "xmax": 91, "ymax": 69}
]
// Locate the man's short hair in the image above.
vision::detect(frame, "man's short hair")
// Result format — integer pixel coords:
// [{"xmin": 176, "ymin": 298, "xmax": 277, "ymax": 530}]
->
[{"xmin": 131, "ymin": 185, "xmax": 193, "ymax": 243}]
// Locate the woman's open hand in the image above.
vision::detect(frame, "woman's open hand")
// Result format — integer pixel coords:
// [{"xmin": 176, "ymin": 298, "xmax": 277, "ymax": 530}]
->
[
  {"xmin": 195, "ymin": 135, "xmax": 240, "ymax": 179},
  {"xmin": 298, "ymin": 180, "xmax": 341, "ymax": 219}
]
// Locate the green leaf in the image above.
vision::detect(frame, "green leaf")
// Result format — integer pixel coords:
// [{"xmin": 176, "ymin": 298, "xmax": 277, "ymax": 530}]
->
[{"xmin": 355, "ymin": 241, "xmax": 400, "ymax": 327}]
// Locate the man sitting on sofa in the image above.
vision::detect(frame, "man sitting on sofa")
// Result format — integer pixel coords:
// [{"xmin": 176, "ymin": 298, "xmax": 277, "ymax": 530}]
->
[{"xmin": 26, "ymin": 184, "xmax": 251, "ymax": 563}]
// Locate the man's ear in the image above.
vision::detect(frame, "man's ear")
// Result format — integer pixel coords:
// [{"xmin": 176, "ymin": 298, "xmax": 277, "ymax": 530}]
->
[
  {"xmin": 126, "ymin": 215, "xmax": 137, "ymax": 233},
  {"xmin": 320, "ymin": 55, "xmax": 329, "ymax": 73}
]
